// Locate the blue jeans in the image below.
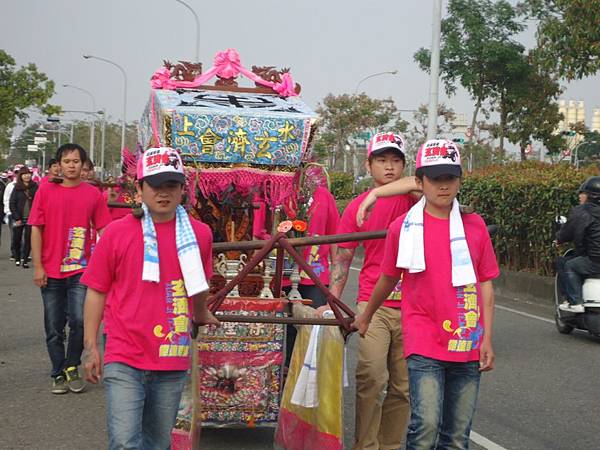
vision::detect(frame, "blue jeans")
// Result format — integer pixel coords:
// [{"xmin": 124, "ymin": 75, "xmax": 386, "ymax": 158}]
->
[
  {"xmin": 104, "ymin": 362, "xmax": 187, "ymax": 450},
  {"xmin": 557, "ymin": 255, "xmax": 600, "ymax": 305},
  {"xmin": 406, "ymin": 355, "xmax": 481, "ymax": 450},
  {"xmin": 41, "ymin": 273, "xmax": 86, "ymax": 377}
]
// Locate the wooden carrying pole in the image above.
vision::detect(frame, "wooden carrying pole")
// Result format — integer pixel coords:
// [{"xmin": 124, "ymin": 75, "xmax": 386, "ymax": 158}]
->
[
  {"xmin": 213, "ymin": 230, "xmax": 387, "ymax": 252},
  {"xmin": 207, "ymin": 231, "xmax": 385, "ymax": 332}
]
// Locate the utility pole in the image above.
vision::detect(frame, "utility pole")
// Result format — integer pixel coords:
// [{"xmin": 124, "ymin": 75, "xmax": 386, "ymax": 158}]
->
[{"xmin": 427, "ymin": 0, "xmax": 443, "ymax": 140}]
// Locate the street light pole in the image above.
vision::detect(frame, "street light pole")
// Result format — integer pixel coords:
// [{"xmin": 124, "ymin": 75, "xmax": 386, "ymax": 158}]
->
[
  {"xmin": 174, "ymin": 0, "xmax": 200, "ymax": 62},
  {"xmin": 83, "ymin": 54, "xmax": 128, "ymax": 154},
  {"xmin": 354, "ymin": 70, "xmax": 398, "ymax": 95},
  {"xmin": 63, "ymin": 84, "xmax": 96, "ymax": 161},
  {"xmin": 427, "ymin": 0, "xmax": 443, "ymax": 140},
  {"xmin": 100, "ymin": 108, "xmax": 106, "ymax": 180},
  {"xmin": 573, "ymin": 141, "xmax": 599, "ymax": 169}
]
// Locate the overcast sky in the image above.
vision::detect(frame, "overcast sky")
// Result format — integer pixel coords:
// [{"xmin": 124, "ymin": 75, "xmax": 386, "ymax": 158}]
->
[{"xmin": 2, "ymin": 0, "xmax": 599, "ymax": 132}]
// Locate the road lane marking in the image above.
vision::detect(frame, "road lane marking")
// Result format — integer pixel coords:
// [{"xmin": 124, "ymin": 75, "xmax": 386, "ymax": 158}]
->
[
  {"xmin": 495, "ymin": 304, "xmax": 554, "ymax": 324},
  {"xmin": 470, "ymin": 431, "xmax": 508, "ymax": 450},
  {"xmin": 350, "ymin": 266, "xmax": 361, "ymax": 271}
]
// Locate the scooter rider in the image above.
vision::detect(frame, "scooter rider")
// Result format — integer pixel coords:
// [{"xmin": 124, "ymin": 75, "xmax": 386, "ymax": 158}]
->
[{"xmin": 557, "ymin": 176, "xmax": 600, "ymax": 313}]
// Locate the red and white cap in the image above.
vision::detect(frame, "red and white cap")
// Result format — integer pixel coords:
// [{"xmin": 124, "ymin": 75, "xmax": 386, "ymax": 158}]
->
[
  {"xmin": 416, "ymin": 139, "xmax": 462, "ymax": 178},
  {"xmin": 367, "ymin": 132, "xmax": 406, "ymax": 158},
  {"xmin": 137, "ymin": 147, "xmax": 185, "ymax": 187}
]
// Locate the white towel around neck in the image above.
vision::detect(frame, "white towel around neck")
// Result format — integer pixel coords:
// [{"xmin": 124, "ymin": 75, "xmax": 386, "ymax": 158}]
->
[
  {"xmin": 396, "ymin": 197, "xmax": 477, "ymax": 287},
  {"xmin": 141, "ymin": 203, "xmax": 208, "ymax": 297}
]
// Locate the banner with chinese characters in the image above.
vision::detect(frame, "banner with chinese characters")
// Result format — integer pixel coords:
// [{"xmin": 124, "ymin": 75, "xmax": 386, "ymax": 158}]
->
[
  {"xmin": 170, "ymin": 298, "xmax": 285, "ymax": 444},
  {"xmin": 140, "ymin": 89, "xmax": 317, "ymax": 206}
]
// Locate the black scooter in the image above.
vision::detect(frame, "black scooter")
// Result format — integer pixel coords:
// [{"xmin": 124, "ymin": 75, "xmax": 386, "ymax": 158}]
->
[{"xmin": 553, "ymin": 218, "xmax": 600, "ymax": 336}]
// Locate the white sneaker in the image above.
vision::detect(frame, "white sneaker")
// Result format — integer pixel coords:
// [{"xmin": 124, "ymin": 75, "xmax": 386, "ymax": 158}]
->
[{"xmin": 559, "ymin": 302, "xmax": 585, "ymax": 313}]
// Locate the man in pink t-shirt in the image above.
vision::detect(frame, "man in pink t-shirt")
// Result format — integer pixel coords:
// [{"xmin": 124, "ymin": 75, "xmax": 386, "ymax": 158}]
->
[
  {"xmin": 39, "ymin": 158, "xmax": 60, "ymax": 185},
  {"xmin": 102, "ymin": 177, "xmax": 135, "ymax": 222},
  {"xmin": 29, "ymin": 144, "xmax": 112, "ymax": 395},
  {"xmin": 330, "ymin": 132, "xmax": 419, "ymax": 450},
  {"xmin": 353, "ymin": 140, "xmax": 499, "ymax": 449},
  {"xmin": 81, "ymin": 147, "xmax": 219, "ymax": 449}
]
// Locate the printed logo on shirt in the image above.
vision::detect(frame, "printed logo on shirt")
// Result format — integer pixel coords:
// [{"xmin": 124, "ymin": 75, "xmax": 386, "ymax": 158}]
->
[
  {"xmin": 60, "ymin": 227, "xmax": 88, "ymax": 272},
  {"xmin": 300, "ymin": 244, "xmax": 325, "ymax": 279},
  {"xmin": 154, "ymin": 278, "xmax": 191, "ymax": 358},
  {"xmin": 443, "ymin": 284, "xmax": 483, "ymax": 352},
  {"xmin": 387, "ymin": 275, "xmax": 403, "ymax": 301}
]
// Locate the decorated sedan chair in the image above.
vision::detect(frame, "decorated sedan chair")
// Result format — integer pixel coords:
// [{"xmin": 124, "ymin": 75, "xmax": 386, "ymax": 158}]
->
[{"xmin": 137, "ymin": 49, "xmax": 349, "ymax": 450}]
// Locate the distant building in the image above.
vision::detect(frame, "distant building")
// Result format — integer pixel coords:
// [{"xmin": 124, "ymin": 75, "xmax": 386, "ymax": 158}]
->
[
  {"xmin": 592, "ymin": 108, "xmax": 600, "ymax": 133},
  {"xmin": 451, "ymin": 113, "xmax": 469, "ymax": 135},
  {"xmin": 557, "ymin": 99, "xmax": 586, "ymax": 132}
]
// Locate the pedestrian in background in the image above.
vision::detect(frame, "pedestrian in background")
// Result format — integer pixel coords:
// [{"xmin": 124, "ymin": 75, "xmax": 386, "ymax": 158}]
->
[
  {"xmin": 81, "ymin": 159, "xmax": 96, "ymax": 182},
  {"xmin": 40, "ymin": 158, "xmax": 60, "ymax": 185},
  {"xmin": 29, "ymin": 143, "xmax": 112, "ymax": 395},
  {"xmin": 3, "ymin": 170, "xmax": 16, "ymax": 260},
  {"xmin": 0, "ymin": 174, "xmax": 7, "ymax": 247},
  {"xmin": 9, "ymin": 166, "xmax": 38, "ymax": 268}
]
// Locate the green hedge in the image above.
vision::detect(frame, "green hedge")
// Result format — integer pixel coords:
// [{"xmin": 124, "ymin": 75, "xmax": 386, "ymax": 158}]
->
[
  {"xmin": 460, "ymin": 161, "xmax": 599, "ymax": 275},
  {"xmin": 330, "ymin": 172, "xmax": 354, "ymax": 200}
]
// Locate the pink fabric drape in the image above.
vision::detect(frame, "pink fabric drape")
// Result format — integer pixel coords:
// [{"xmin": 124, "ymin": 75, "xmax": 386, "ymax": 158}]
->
[{"xmin": 151, "ymin": 48, "xmax": 298, "ymax": 97}]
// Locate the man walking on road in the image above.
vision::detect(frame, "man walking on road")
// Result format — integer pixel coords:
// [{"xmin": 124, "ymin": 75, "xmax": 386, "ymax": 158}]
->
[
  {"xmin": 353, "ymin": 139, "xmax": 499, "ymax": 449},
  {"xmin": 28, "ymin": 143, "xmax": 111, "ymax": 394},
  {"xmin": 329, "ymin": 132, "xmax": 419, "ymax": 450},
  {"xmin": 81, "ymin": 147, "xmax": 218, "ymax": 449}
]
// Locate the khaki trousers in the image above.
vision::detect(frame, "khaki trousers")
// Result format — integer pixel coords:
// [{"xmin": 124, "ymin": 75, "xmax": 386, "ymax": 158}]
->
[{"xmin": 353, "ymin": 303, "xmax": 410, "ymax": 450}]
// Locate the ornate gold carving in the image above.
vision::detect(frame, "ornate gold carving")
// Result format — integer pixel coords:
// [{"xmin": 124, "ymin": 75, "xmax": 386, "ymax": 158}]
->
[
  {"xmin": 162, "ymin": 114, "xmax": 172, "ymax": 147},
  {"xmin": 163, "ymin": 60, "xmax": 203, "ymax": 81},
  {"xmin": 215, "ymin": 76, "xmax": 239, "ymax": 87}
]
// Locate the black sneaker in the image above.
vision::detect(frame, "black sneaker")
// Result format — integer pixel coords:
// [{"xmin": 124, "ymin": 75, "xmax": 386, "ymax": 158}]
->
[
  {"xmin": 22, "ymin": 261, "xmax": 29, "ymax": 269},
  {"xmin": 64, "ymin": 366, "xmax": 85, "ymax": 393},
  {"xmin": 51, "ymin": 375, "xmax": 68, "ymax": 394}
]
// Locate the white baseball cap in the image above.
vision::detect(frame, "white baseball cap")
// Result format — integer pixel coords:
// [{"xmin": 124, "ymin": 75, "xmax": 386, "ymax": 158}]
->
[
  {"xmin": 416, "ymin": 139, "xmax": 462, "ymax": 178},
  {"xmin": 137, "ymin": 147, "xmax": 186, "ymax": 187},
  {"xmin": 367, "ymin": 132, "xmax": 406, "ymax": 158}
]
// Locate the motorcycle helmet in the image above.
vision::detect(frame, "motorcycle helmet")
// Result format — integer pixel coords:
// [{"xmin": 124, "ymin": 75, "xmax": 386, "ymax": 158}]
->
[{"xmin": 580, "ymin": 176, "xmax": 600, "ymax": 203}]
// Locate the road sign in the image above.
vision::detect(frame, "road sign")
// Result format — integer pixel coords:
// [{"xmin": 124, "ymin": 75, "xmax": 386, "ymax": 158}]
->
[
  {"xmin": 356, "ymin": 132, "xmax": 371, "ymax": 140},
  {"xmin": 34, "ymin": 136, "xmax": 47, "ymax": 145},
  {"xmin": 27, "ymin": 144, "xmax": 39, "ymax": 152}
]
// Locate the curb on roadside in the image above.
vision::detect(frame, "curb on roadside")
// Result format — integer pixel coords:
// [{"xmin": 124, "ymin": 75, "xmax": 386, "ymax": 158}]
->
[{"xmin": 494, "ymin": 269, "xmax": 555, "ymax": 307}]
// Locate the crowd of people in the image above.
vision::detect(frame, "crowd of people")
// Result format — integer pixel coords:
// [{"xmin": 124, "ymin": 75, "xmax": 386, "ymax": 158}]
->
[
  {"xmin": 1, "ymin": 160, "xmax": 57, "ymax": 267},
  {"xmin": 2, "ymin": 134, "xmax": 507, "ymax": 450}
]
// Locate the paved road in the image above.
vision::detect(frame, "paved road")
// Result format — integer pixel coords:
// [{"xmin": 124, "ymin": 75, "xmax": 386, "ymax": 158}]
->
[{"xmin": 1, "ymin": 229, "xmax": 599, "ymax": 449}]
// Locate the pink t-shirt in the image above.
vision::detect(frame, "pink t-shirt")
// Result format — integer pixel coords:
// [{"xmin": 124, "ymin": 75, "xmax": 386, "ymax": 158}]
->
[
  {"xmin": 338, "ymin": 191, "xmax": 416, "ymax": 308},
  {"xmin": 298, "ymin": 186, "xmax": 340, "ymax": 286},
  {"xmin": 102, "ymin": 188, "xmax": 133, "ymax": 221},
  {"xmin": 381, "ymin": 211, "xmax": 500, "ymax": 362},
  {"xmin": 81, "ymin": 214, "xmax": 214, "ymax": 371},
  {"xmin": 252, "ymin": 201, "xmax": 268, "ymax": 239},
  {"xmin": 28, "ymin": 181, "xmax": 112, "ymax": 279},
  {"xmin": 252, "ymin": 188, "xmax": 340, "ymax": 286}
]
